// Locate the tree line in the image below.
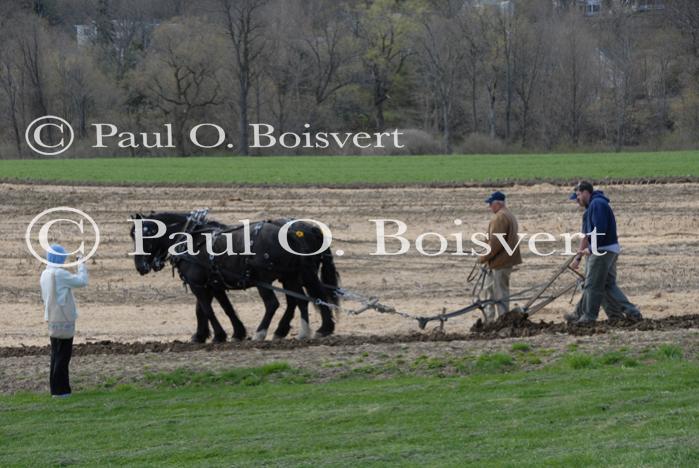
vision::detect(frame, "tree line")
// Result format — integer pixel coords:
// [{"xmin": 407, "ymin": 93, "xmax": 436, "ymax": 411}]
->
[{"xmin": 1, "ymin": 0, "xmax": 698, "ymax": 157}]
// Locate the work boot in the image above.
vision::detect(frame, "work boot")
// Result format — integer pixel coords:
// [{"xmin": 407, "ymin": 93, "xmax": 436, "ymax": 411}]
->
[
  {"xmin": 575, "ymin": 315, "xmax": 597, "ymax": 324},
  {"xmin": 606, "ymin": 313, "xmax": 625, "ymax": 323},
  {"xmin": 563, "ymin": 312, "xmax": 580, "ymax": 323},
  {"xmin": 625, "ymin": 312, "xmax": 643, "ymax": 323}
]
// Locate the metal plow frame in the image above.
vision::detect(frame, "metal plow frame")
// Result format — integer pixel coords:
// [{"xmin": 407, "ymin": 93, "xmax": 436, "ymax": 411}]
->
[{"xmin": 333, "ymin": 256, "xmax": 584, "ymax": 330}]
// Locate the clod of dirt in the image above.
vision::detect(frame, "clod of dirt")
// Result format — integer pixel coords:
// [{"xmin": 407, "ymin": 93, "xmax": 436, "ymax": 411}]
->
[
  {"xmin": 471, "ymin": 310, "xmax": 531, "ymax": 332},
  {"xmin": 469, "ymin": 313, "xmax": 699, "ymax": 339},
  {"xmin": 470, "ymin": 311, "xmax": 554, "ymax": 338}
]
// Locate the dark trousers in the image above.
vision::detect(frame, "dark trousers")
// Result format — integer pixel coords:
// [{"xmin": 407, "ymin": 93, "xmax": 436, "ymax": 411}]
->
[
  {"xmin": 572, "ymin": 253, "xmax": 641, "ymax": 321},
  {"xmin": 50, "ymin": 337, "xmax": 73, "ymax": 395}
]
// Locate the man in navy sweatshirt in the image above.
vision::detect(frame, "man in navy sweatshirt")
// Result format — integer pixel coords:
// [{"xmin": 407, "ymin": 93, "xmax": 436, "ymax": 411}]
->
[{"xmin": 565, "ymin": 181, "xmax": 642, "ymax": 323}]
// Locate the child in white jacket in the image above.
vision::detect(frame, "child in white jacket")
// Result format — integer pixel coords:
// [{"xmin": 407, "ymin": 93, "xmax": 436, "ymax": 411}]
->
[{"xmin": 40, "ymin": 244, "xmax": 88, "ymax": 397}]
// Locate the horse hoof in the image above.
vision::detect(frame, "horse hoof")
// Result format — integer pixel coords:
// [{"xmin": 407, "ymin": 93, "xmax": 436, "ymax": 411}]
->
[
  {"xmin": 299, "ymin": 319, "xmax": 311, "ymax": 340},
  {"xmin": 212, "ymin": 335, "xmax": 227, "ymax": 343},
  {"xmin": 232, "ymin": 333, "xmax": 247, "ymax": 342},
  {"xmin": 272, "ymin": 334, "xmax": 284, "ymax": 341},
  {"xmin": 314, "ymin": 330, "xmax": 333, "ymax": 338},
  {"xmin": 191, "ymin": 334, "xmax": 208, "ymax": 344},
  {"xmin": 253, "ymin": 329, "xmax": 267, "ymax": 341}
]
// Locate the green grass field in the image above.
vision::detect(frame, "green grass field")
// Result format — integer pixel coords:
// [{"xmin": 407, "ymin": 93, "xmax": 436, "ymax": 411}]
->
[
  {"xmin": 2, "ymin": 349, "xmax": 699, "ymax": 466},
  {"xmin": 1, "ymin": 151, "xmax": 698, "ymax": 185}
]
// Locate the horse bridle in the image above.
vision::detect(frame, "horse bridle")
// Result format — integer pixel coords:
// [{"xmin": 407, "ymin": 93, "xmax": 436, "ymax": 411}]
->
[{"xmin": 139, "ymin": 210, "xmax": 210, "ymax": 271}]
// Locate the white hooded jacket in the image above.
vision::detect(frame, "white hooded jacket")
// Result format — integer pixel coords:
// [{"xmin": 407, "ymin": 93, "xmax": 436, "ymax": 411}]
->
[{"xmin": 40, "ymin": 263, "xmax": 88, "ymax": 323}]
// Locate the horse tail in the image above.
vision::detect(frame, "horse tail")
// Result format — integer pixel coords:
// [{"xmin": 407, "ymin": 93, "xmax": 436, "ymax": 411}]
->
[
  {"xmin": 296, "ymin": 224, "xmax": 341, "ymax": 335},
  {"xmin": 304, "ymin": 222, "xmax": 340, "ymax": 307},
  {"xmin": 320, "ymin": 248, "xmax": 341, "ymax": 307}
]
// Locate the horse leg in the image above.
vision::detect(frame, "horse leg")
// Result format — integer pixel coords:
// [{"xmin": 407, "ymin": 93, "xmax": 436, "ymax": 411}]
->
[
  {"xmin": 274, "ymin": 294, "xmax": 311, "ymax": 340},
  {"xmin": 191, "ymin": 301, "xmax": 211, "ymax": 343},
  {"xmin": 191, "ymin": 286, "xmax": 227, "ymax": 343},
  {"xmin": 273, "ymin": 278, "xmax": 306, "ymax": 339},
  {"xmin": 213, "ymin": 290, "xmax": 247, "ymax": 341},
  {"xmin": 254, "ymin": 286, "xmax": 280, "ymax": 341},
  {"xmin": 273, "ymin": 293, "xmax": 296, "ymax": 340},
  {"xmin": 278, "ymin": 278, "xmax": 311, "ymax": 340},
  {"xmin": 297, "ymin": 298, "xmax": 311, "ymax": 340},
  {"xmin": 302, "ymin": 270, "xmax": 335, "ymax": 337}
]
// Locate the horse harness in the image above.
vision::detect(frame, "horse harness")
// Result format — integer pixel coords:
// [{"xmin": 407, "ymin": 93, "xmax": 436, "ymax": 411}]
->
[
  {"xmin": 164, "ymin": 211, "xmax": 338, "ymax": 309},
  {"xmin": 169, "ymin": 216, "xmax": 255, "ymax": 289}
]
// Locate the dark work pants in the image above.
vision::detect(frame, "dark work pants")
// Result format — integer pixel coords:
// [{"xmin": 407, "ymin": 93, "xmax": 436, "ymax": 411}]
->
[
  {"xmin": 572, "ymin": 252, "xmax": 642, "ymax": 321},
  {"xmin": 50, "ymin": 337, "xmax": 73, "ymax": 395}
]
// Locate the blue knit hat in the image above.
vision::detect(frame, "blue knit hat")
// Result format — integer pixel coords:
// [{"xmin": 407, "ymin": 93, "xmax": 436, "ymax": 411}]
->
[{"xmin": 47, "ymin": 244, "xmax": 67, "ymax": 265}]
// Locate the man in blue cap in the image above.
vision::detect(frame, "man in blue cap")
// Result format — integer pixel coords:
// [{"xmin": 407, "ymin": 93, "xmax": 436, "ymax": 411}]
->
[
  {"xmin": 479, "ymin": 191, "xmax": 522, "ymax": 322},
  {"xmin": 40, "ymin": 244, "xmax": 89, "ymax": 397},
  {"xmin": 565, "ymin": 182, "xmax": 642, "ymax": 323}
]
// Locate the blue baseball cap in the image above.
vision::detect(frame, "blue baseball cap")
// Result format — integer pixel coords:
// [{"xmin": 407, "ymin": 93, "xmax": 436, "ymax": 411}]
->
[
  {"xmin": 485, "ymin": 191, "xmax": 506, "ymax": 204},
  {"xmin": 47, "ymin": 244, "xmax": 67, "ymax": 265}
]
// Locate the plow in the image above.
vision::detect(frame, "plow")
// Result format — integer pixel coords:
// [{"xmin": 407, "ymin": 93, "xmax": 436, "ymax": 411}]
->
[
  {"xmin": 330, "ymin": 256, "xmax": 584, "ymax": 331},
  {"xmin": 183, "ymin": 252, "xmax": 587, "ymax": 334}
]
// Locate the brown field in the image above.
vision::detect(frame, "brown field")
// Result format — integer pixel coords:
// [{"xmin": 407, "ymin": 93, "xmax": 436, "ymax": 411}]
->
[{"xmin": 2, "ymin": 181, "xmax": 698, "ymax": 348}]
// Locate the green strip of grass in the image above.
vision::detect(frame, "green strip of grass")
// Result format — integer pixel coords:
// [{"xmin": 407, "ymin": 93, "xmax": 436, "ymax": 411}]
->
[
  {"xmin": 1, "ymin": 151, "xmax": 697, "ymax": 185},
  {"xmin": 2, "ymin": 358, "xmax": 698, "ymax": 466}
]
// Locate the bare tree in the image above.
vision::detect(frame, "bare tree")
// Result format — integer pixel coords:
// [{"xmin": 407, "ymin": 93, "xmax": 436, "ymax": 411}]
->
[
  {"xmin": 415, "ymin": 12, "xmax": 465, "ymax": 152},
  {"xmin": 666, "ymin": 0, "xmax": 699, "ymax": 58},
  {"xmin": 299, "ymin": 0, "xmax": 355, "ymax": 106},
  {"xmin": 262, "ymin": 2, "xmax": 308, "ymax": 134},
  {"xmin": 512, "ymin": 15, "xmax": 547, "ymax": 146},
  {"xmin": 481, "ymin": 9, "xmax": 504, "ymax": 139},
  {"xmin": 0, "ymin": 56, "xmax": 25, "ymax": 157},
  {"xmin": 219, "ymin": 0, "xmax": 269, "ymax": 155},
  {"xmin": 264, "ymin": 34, "xmax": 303, "ymax": 134},
  {"xmin": 602, "ymin": 6, "xmax": 639, "ymax": 151},
  {"xmin": 354, "ymin": 0, "xmax": 416, "ymax": 130},
  {"xmin": 19, "ymin": 17, "xmax": 50, "ymax": 121},
  {"xmin": 140, "ymin": 19, "xmax": 223, "ymax": 155},
  {"xmin": 551, "ymin": 13, "xmax": 597, "ymax": 145},
  {"xmin": 497, "ymin": 5, "xmax": 515, "ymax": 141},
  {"xmin": 457, "ymin": 7, "xmax": 488, "ymax": 133},
  {"xmin": 53, "ymin": 44, "xmax": 110, "ymax": 138},
  {"xmin": 263, "ymin": 0, "xmax": 357, "ymax": 134}
]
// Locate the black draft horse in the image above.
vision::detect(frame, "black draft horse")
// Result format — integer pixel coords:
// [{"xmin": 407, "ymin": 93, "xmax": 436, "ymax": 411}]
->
[{"xmin": 129, "ymin": 212, "xmax": 340, "ymax": 342}]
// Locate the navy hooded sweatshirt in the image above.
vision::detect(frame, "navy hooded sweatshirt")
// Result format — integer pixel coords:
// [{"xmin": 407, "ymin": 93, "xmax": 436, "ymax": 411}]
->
[{"xmin": 582, "ymin": 191, "xmax": 618, "ymax": 249}]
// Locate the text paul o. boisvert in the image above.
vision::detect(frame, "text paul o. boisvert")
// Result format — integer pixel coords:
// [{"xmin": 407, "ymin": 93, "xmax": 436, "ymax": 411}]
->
[
  {"xmin": 90, "ymin": 123, "xmax": 404, "ymax": 150},
  {"xmin": 129, "ymin": 218, "xmax": 609, "ymax": 258}
]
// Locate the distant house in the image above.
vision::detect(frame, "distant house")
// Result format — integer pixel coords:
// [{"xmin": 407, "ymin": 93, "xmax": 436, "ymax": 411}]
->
[
  {"xmin": 472, "ymin": 0, "xmax": 664, "ymax": 17},
  {"xmin": 474, "ymin": 0, "xmax": 515, "ymax": 15},
  {"xmin": 581, "ymin": 0, "xmax": 602, "ymax": 16},
  {"xmin": 571, "ymin": 0, "xmax": 665, "ymax": 16},
  {"xmin": 631, "ymin": 0, "xmax": 665, "ymax": 12},
  {"xmin": 76, "ymin": 24, "xmax": 96, "ymax": 46}
]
